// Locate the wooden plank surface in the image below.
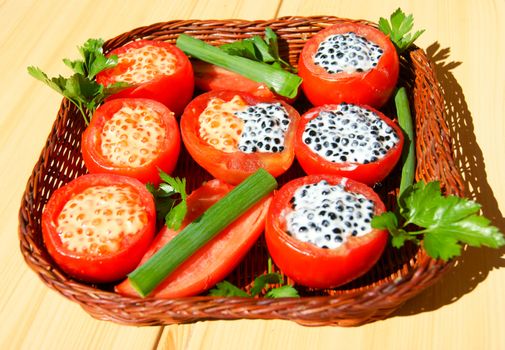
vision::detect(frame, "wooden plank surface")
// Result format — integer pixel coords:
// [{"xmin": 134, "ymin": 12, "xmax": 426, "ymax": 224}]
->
[{"xmin": 1, "ymin": 0, "xmax": 503, "ymax": 349}]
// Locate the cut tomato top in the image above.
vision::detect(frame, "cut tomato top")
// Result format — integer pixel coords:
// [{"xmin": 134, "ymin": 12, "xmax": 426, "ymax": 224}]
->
[
  {"xmin": 295, "ymin": 103, "xmax": 404, "ymax": 185},
  {"xmin": 41, "ymin": 173, "xmax": 156, "ymax": 283},
  {"xmin": 81, "ymin": 98, "xmax": 181, "ymax": 185},
  {"xmin": 180, "ymin": 90, "xmax": 300, "ymax": 185},
  {"xmin": 96, "ymin": 40, "xmax": 194, "ymax": 116},
  {"xmin": 115, "ymin": 178, "xmax": 271, "ymax": 298},
  {"xmin": 265, "ymin": 174, "xmax": 388, "ymax": 289},
  {"xmin": 298, "ymin": 22, "xmax": 399, "ymax": 108}
]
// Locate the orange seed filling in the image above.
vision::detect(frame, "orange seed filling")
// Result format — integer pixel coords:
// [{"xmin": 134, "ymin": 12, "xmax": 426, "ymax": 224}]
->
[
  {"xmin": 100, "ymin": 105, "xmax": 166, "ymax": 167},
  {"xmin": 56, "ymin": 185, "xmax": 148, "ymax": 255},
  {"xmin": 198, "ymin": 95, "xmax": 248, "ymax": 153},
  {"xmin": 114, "ymin": 44, "xmax": 178, "ymax": 84}
]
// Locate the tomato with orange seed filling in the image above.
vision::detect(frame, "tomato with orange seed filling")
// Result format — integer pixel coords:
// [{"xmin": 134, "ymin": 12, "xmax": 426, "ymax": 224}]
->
[
  {"xmin": 41, "ymin": 174, "xmax": 156, "ymax": 283},
  {"xmin": 81, "ymin": 98, "xmax": 180, "ymax": 185},
  {"xmin": 96, "ymin": 40, "xmax": 194, "ymax": 116}
]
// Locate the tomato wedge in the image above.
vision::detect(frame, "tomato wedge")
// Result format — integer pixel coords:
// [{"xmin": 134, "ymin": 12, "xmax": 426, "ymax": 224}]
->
[
  {"xmin": 96, "ymin": 40, "xmax": 194, "ymax": 116},
  {"xmin": 116, "ymin": 179, "xmax": 271, "ymax": 298},
  {"xmin": 265, "ymin": 175, "xmax": 388, "ymax": 289},
  {"xmin": 298, "ymin": 22, "xmax": 399, "ymax": 108},
  {"xmin": 180, "ymin": 90, "xmax": 300, "ymax": 185},
  {"xmin": 41, "ymin": 174, "xmax": 156, "ymax": 283},
  {"xmin": 294, "ymin": 103, "xmax": 404, "ymax": 185},
  {"xmin": 81, "ymin": 98, "xmax": 181, "ymax": 185}
]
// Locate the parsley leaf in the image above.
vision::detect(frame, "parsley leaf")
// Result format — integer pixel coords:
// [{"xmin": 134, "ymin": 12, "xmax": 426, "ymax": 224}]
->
[
  {"xmin": 220, "ymin": 27, "xmax": 296, "ymax": 72},
  {"xmin": 372, "ymin": 181, "xmax": 505, "ymax": 260},
  {"xmin": 208, "ymin": 258, "xmax": 299, "ymax": 298},
  {"xmin": 147, "ymin": 170, "xmax": 188, "ymax": 230},
  {"xmin": 378, "ymin": 8, "xmax": 425, "ymax": 53},
  {"xmin": 28, "ymin": 38, "xmax": 127, "ymax": 124}
]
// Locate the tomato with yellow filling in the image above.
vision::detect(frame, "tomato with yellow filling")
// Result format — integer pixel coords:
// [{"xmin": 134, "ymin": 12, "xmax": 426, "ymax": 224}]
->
[{"xmin": 41, "ymin": 173, "xmax": 156, "ymax": 283}]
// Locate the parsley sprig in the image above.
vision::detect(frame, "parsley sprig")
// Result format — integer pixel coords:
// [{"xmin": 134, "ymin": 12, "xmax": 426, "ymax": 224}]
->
[
  {"xmin": 28, "ymin": 38, "xmax": 127, "ymax": 124},
  {"xmin": 146, "ymin": 170, "xmax": 188, "ymax": 230},
  {"xmin": 378, "ymin": 8, "xmax": 425, "ymax": 53},
  {"xmin": 372, "ymin": 182, "xmax": 505, "ymax": 260},
  {"xmin": 209, "ymin": 258, "xmax": 299, "ymax": 298}
]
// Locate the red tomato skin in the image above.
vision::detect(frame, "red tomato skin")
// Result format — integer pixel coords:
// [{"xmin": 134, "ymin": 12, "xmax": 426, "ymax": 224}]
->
[
  {"xmin": 298, "ymin": 23, "xmax": 399, "ymax": 108},
  {"xmin": 96, "ymin": 40, "xmax": 194, "ymax": 116},
  {"xmin": 41, "ymin": 174, "xmax": 156, "ymax": 283},
  {"xmin": 192, "ymin": 60, "xmax": 298, "ymax": 104},
  {"xmin": 295, "ymin": 104, "xmax": 404, "ymax": 185},
  {"xmin": 115, "ymin": 179, "xmax": 271, "ymax": 298},
  {"xmin": 81, "ymin": 98, "xmax": 181, "ymax": 185},
  {"xmin": 180, "ymin": 90, "xmax": 300, "ymax": 185},
  {"xmin": 265, "ymin": 175, "xmax": 388, "ymax": 289}
]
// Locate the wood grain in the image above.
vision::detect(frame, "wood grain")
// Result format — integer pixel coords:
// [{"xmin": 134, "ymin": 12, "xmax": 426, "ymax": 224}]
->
[{"xmin": 1, "ymin": 0, "xmax": 503, "ymax": 349}]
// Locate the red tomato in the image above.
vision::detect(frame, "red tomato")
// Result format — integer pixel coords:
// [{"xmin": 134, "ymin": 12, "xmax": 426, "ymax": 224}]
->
[
  {"xmin": 115, "ymin": 178, "xmax": 271, "ymax": 298},
  {"xmin": 294, "ymin": 104, "xmax": 404, "ymax": 185},
  {"xmin": 81, "ymin": 98, "xmax": 181, "ymax": 185},
  {"xmin": 298, "ymin": 22, "xmax": 399, "ymax": 108},
  {"xmin": 41, "ymin": 173, "xmax": 156, "ymax": 283},
  {"xmin": 96, "ymin": 40, "xmax": 194, "ymax": 116},
  {"xmin": 265, "ymin": 174, "xmax": 388, "ymax": 289},
  {"xmin": 192, "ymin": 60, "xmax": 297, "ymax": 103},
  {"xmin": 180, "ymin": 90, "xmax": 300, "ymax": 185}
]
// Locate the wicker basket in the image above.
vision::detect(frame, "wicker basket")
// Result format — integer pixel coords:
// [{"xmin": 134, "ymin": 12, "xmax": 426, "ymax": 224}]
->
[{"xmin": 18, "ymin": 16, "xmax": 465, "ymax": 327}]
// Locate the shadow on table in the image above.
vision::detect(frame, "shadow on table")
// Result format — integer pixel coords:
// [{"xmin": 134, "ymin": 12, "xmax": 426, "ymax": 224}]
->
[{"xmin": 393, "ymin": 42, "xmax": 505, "ymax": 317}]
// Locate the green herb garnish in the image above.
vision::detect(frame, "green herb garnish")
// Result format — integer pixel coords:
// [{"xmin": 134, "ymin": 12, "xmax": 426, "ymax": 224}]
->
[
  {"xmin": 146, "ymin": 170, "xmax": 188, "ymax": 230},
  {"xmin": 378, "ymin": 8, "xmax": 425, "ymax": 53},
  {"xmin": 209, "ymin": 258, "xmax": 299, "ymax": 298},
  {"xmin": 372, "ymin": 181, "xmax": 505, "ymax": 260},
  {"xmin": 176, "ymin": 34, "xmax": 301, "ymax": 99},
  {"xmin": 220, "ymin": 27, "xmax": 295, "ymax": 72},
  {"xmin": 128, "ymin": 168, "xmax": 277, "ymax": 297},
  {"xmin": 27, "ymin": 38, "xmax": 127, "ymax": 124}
]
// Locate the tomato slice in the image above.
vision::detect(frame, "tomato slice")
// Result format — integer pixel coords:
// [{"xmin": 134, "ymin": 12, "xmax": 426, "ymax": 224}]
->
[
  {"xmin": 96, "ymin": 40, "xmax": 194, "ymax": 116},
  {"xmin": 265, "ymin": 175, "xmax": 388, "ymax": 289},
  {"xmin": 115, "ymin": 178, "xmax": 271, "ymax": 298},
  {"xmin": 294, "ymin": 103, "xmax": 404, "ymax": 185},
  {"xmin": 180, "ymin": 90, "xmax": 300, "ymax": 185},
  {"xmin": 41, "ymin": 174, "xmax": 156, "ymax": 283},
  {"xmin": 192, "ymin": 60, "xmax": 297, "ymax": 103},
  {"xmin": 81, "ymin": 98, "xmax": 181, "ymax": 185},
  {"xmin": 298, "ymin": 22, "xmax": 399, "ymax": 108}
]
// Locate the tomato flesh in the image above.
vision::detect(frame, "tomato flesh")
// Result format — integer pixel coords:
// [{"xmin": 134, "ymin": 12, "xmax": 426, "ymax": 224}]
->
[
  {"xmin": 115, "ymin": 179, "xmax": 271, "ymax": 298},
  {"xmin": 294, "ymin": 104, "xmax": 404, "ymax": 185},
  {"xmin": 41, "ymin": 174, "xmax": 156, "ymax": 283},
  {"xmin": 265, "ymin": 175, "xmax": 388, "ymax": 289},
  {"xmin": 96, "ymin": 40, "xmax": 194, "ymax": 116},
  {"xmin": 81, "ymin": 98, "xmax": 181, "ymax": 185},
  {"xmin": 298, "ymin": 22, "xmax": 399, "ymax": 108},
  {"xmin": 180, "ymin": 90, "xmax": 300, "ymax": 185}
]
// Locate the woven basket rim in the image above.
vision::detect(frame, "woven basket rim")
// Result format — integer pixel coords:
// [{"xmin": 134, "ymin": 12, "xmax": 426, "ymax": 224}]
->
[{"xmin": 18, "ymin": 16, "xmax": 463, "ymax": 327}]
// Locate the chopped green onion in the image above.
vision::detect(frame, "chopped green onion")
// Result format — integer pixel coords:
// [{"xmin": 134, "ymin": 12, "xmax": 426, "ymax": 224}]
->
[
  {"xmin": 395, "ymin": 87, "xmax": 416, "ymax": 197},
  {"xmin": 176, "ymin": 34, "xmax": 302, "ymax": 99},
  {"xmin": 128, "ymin": 168, "xmax": 277, "ymax": 297}
]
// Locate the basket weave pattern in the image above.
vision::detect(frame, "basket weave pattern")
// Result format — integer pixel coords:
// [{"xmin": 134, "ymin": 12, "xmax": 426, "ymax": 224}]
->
[{"xmin": 18, "ymin": 16, "xmax": 464, "ymax": 326}]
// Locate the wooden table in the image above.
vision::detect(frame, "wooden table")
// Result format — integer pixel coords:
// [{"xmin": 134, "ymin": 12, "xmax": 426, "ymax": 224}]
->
[{"xmin": 1, "ymin": 0, "xmax": 504, "ymax": 349}]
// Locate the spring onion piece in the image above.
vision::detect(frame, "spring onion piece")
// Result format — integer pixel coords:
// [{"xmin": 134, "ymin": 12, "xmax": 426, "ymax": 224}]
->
[
  {"xmin": 395, "ymin": 87, "xmax": 415, "ymax": 197},
  {"xmin": 128, "ymin": 168, "xmax": 277, "ymax": 297},
  {"xmin": 176, "ymin": 34, "xmax": 302, "ymax": 99}
]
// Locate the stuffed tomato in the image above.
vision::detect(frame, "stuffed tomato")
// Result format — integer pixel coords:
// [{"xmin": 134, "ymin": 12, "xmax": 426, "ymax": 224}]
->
[
  {"xmin": 96, "ymin": 40, "xmax": 194, "ymax": 116},
  {"xmin": 180, "ymin": 90, "xmax": 300, "ymax": 185},
  {"xmin": 116, "ymin": 178, "xmax": 271, "ymax": 298},
  {"xmin": 295, "ymin": 103, "xmax": 403, "ymax": 185},
  {"xmin": 81, "ymin": 98, "xmax": 180, "ymax": 185},
  {"xmin": 41, "ymin": 174, "xmax": 156, "ymax": 283},
  {"xmin": 298, "ymin": 22, "xmax": 399, "ymax": 108},
  {"xmin": 265, "ymin": 175, "xmax": 388, "ymax": 289}
]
